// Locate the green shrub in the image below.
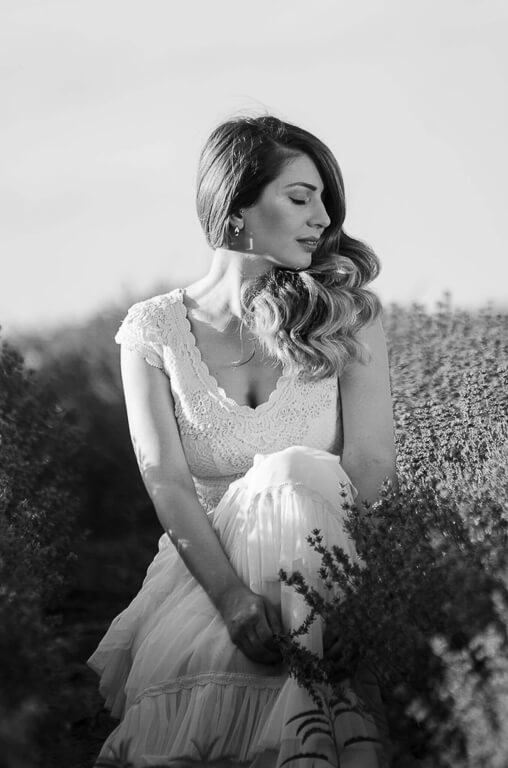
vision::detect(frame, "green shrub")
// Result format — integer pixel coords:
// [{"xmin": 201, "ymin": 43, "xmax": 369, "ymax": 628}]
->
[
  {"xmin": 0, "ymin": 338, "xmax": 84, "ymax": 766},
  {"xmin": 13, "ymin": 297, "xmax": 167, "ymax": 543}
]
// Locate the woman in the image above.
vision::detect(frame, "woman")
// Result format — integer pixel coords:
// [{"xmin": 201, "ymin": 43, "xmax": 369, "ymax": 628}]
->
[{"xmin": 88, "ymin": 114, "xmax": 397, "ymax": 768}]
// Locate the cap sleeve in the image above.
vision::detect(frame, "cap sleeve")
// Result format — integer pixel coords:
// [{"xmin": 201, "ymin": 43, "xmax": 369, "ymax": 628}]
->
[{"xmin": 114, "ymin": 300, "xmax": 164, "ymax": 370}]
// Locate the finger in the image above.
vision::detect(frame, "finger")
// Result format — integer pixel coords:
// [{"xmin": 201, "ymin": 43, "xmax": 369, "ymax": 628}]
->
[
  {"xmin": 235, "ymin": 622, "xmax": 276, "ymax": 661},
  {"xmin": 239, "ymin": 615, "xmax": 281, "ymax": 664},
  {"xmin": 236, "ymin": 632, "xmax": 266, "ymax": 663},
  {"xmin": 249, "ymin": 621, "xmax": 281, "ymax": 660},
  {"xmin": 264, "ymin": 599, "xmax": 283, "ymax": 637},
  {"xmin": 240, "ymin": 633, "xmax": 280, "ymax": 665},
  {"xmin": 254, "ymin": 628, "xmax": 282, "ymax": 662},
  {"xmin": 255, "ymin": 618, "xmax": 283, "ymax": 659}
]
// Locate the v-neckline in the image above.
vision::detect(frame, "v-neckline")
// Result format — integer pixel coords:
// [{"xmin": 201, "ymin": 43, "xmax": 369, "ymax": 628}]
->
[{"xmin": 174, "ymin": 288, "xmax": 290, "ymax": 415}]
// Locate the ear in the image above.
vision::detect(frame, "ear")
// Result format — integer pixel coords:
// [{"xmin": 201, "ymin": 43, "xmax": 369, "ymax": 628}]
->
[{"xmin": 229, "ymin": 208, "xmax": 244, "ymax": 232}]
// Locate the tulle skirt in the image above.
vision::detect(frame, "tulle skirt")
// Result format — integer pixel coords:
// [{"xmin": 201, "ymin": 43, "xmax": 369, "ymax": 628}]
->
[{"xmin": 88, "ymin": 446, "xmax": 389, "ymax": 767}]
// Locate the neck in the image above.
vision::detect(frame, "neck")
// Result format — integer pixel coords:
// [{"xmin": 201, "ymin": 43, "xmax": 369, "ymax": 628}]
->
[{"xmin": 186, "ymin": 246, "xmax": 272, "ymax": 326}]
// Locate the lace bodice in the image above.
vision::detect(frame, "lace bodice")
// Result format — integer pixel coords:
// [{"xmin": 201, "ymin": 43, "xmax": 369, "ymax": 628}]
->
[{"xmin": 115, "ymin": 289, "xmax": 343, "ymax": 516}]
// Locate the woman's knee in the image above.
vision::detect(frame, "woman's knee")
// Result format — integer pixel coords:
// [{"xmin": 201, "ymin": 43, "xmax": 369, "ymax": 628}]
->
[
  {"xmin": 247, "ymin": 445, "xmax": 349, "ymax": 508},
  {"xmin": 257, "ymin": 445, "xmax": 312, "ymax": 478}
]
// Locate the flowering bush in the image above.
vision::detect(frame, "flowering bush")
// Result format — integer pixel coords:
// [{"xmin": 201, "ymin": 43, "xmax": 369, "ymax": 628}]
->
[{"xmin": 279, "ymin": 298, "xmax": 508, "ymax": 767}]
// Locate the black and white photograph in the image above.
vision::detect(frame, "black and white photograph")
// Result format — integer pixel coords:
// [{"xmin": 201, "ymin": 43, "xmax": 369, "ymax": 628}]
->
[{"xmin": 1, "ymin": 2, "xmax": 507, "ymax": 767}]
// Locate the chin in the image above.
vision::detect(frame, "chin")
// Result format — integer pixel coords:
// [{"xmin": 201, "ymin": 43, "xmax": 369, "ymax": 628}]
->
[
  {"xmin": 273, "ymin": 258, "xmax": 310, "ymax": 273},
  {"xmin": 289, "ymin": 254, "xmax": 313, "ymax": 271},
  {"xmin": 264, "ymin": 245, "xmax": 312, "ymax": 272}
]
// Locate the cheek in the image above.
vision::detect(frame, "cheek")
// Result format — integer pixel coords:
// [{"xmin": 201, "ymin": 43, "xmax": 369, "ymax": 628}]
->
[{"xmin": 257, "ymin": 200, "xmax": 294, "ymax": 234}]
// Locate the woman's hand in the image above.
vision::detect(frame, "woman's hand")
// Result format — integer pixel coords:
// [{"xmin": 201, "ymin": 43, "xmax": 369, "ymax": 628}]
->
[{"xmin": 218, "ymin": 585, "xmax": 283, "ymax": 665}]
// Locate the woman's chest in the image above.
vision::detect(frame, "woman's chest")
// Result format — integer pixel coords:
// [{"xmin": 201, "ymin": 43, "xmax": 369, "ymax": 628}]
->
[
  {"xmin": 171, "ymin": 367, "xmax": 342, "ymax": 482},
  {"xmin": 187, "ymin": 316, "xmax": 285, "ymax": 410},
  {"xmin": 209, "ymin": 357, "xmax": 283, "ymax": 410}
]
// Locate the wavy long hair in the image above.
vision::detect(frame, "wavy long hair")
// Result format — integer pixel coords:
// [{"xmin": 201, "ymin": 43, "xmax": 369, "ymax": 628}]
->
[{"xmin": 196, "ymin": 114, "xmax": 382, "ymax": 381}]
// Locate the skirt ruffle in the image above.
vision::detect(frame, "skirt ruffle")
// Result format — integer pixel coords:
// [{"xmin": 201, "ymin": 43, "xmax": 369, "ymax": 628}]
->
[{"xmin": 87, "ymin": 446, "xmax": 387, "ymax": 767}]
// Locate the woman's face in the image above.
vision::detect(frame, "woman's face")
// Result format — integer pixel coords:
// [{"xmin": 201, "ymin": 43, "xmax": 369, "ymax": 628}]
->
[{"xmin": 234, "ymin": 153, "xmax": 332, "ymax": 270}]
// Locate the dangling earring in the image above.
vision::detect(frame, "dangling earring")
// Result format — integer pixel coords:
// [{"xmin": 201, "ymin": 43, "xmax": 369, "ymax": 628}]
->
[{"xmin": 233, "ymin": 226, "xmax": 240, "ymax": 238}]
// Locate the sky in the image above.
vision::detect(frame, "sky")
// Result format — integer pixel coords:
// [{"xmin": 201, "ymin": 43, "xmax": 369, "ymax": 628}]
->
[{"xmin": 1, "ymin": 0, "xmax": 507, "ymax": 335}]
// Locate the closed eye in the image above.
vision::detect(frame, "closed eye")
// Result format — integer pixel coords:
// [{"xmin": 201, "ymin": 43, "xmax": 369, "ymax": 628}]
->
[{"xmin": 290, "ymin": 198, "xmax": 308, "ymax": 205}]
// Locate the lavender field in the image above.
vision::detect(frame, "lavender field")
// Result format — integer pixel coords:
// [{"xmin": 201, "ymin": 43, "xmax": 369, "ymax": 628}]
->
[{"xmin": 1, "ymin": 293, "xmax": 507, "ymax": 767}]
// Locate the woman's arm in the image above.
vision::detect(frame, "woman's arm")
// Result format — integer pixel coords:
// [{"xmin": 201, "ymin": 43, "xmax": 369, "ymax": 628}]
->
[
  {"xmin": 325, "ymin": 315, "xmax": 398, "ymax": 659},
  {"xmin": 119, "ymin": 347, "xmax": 282, "ymax": 663},
  {"xmin": 339, "ymin": 314, "xmax": 398, "ymax": 507}
]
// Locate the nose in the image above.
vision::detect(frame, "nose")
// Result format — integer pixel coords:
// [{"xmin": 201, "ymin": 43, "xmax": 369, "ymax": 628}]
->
[{"xmin": 309, "ymin": 198, "xmax": 331, "ymax": 231}]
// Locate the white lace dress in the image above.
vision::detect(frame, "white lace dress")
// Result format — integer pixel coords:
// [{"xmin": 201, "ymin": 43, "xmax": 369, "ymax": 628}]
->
[{"xmin": 87, "ymin": 289, "xmax": 387, "ymax": 768}]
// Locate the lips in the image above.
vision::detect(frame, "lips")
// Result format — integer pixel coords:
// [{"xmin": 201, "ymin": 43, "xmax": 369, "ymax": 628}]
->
[
  {"xmin": 297, "ymin": 239, "xmax": 319, "ymax": 252},
  {"xmin": 297, "ymin": 238, "xmax": 319, "ymax": 245}
]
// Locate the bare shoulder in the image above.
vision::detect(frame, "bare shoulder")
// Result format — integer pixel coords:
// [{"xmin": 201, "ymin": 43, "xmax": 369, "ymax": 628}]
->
[
  {"xmin": 339, "ymin": 314, "xmax": 395, "ymax": 462},
  {"xmin": 342, "ymin": 314, "xmax": 389, "ymax": 383},
  {"xmin": 357, "ymin": 314, "xmax": 388, "ymax": 355},
  {"xmin": 179, "ymin": 278, "xmax": 212, "ymax": 307},
  {"xmin": 119, "ymin": 344, "xmax": 195, "ymax": 492}
]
